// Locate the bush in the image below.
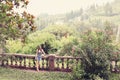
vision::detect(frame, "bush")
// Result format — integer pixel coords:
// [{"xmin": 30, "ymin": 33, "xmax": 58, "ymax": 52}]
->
[
  {"xmin": 71, "ymin": 63, "xmax": 84, "ymax": 80},
  {"xmin": 72, "ymin": 29, "xmax": 115, "ymax": 80},
  {"xmin": 5, "ymin": 39, "xmax": 23, "ymax": 53},
  {"xmin": 26, "ymin": 31, "xmax": 60, "ymax": 54},
  {"xmin": 21, "ymin": 43, "xmax": 37, "ymax": 54},
  {"xmin": 59, "ymin": 36, "xmax": 80, "ymax": 56},
  {"xmin": 5, "ymin": 31, "xmax": 57, "ymax": 54}
]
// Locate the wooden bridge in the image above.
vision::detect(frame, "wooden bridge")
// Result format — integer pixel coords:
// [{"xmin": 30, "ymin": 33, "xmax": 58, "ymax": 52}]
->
[{"xmin": 0, "ymin": 53, "xmax": 120, "ymax": 73}]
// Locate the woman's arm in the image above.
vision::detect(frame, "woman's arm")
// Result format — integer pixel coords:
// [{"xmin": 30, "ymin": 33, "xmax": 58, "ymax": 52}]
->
[
  {"xmin": 42, "ymin": 49, "xmax": 46, "ymax": 54},
  {"xmin": 36, "ymin": 49, "xmax": 38, "ymax": 56}
]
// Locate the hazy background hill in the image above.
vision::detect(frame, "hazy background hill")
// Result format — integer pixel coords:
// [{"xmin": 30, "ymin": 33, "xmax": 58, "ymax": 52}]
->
[{"xmin": 35, "ymin": 0, "xmax": 120, "ymax": 32}]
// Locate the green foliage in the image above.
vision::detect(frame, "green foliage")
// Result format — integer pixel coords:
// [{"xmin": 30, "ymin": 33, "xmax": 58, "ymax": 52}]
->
[
  {"xmin": 59, "ymin": 36, "xmax": 80, "ymax": 56},
  {"xmin": 25, "ymin": 31, "xmax": 56, "ymax": 54},
  {"xmin": 5, "ymin": 31, "xmax": 57, "ymax": 54},
  {"xmin": 22, "ymin": 43, "xmax": 36, "ymax": 54},
  {"xmin": 5, "ymin": 39, "xmax": 36, "ymax": 54},
  {"xmin": 26, "ymin": 31, "xmax": 56, "ymax": 44},
  {"xmin": 5, "ymin": 24, "xmax": 79, "ymax": 55},
  {"xmin": 5, "ymin": 39, "xmax": 23, "ymax": 53},
  {"xmin": 0, "ymin": 0, "xmax": 36, "ymax": 51},
  {"xmin": 72, "ymin": 29, "xmax": 115, "ymax": 80},
  {"xmin": 41, "ymin": 24, "xmax": 77, "ymax": 39},
  {"xmin": 71, "ymin": 63, "xmax": 84, "ymax": 80},
  {"xmin": 114, "ymin": 43, "xmax": 120, "ymax": 61}
]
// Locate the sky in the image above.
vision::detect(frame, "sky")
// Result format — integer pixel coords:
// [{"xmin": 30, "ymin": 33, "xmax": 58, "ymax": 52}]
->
[{"xmin": 17, "ymin": 0, "xmax": 114, "ymax": 16}]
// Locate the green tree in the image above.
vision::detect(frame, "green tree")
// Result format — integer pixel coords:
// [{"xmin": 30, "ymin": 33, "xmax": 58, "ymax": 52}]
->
[
  {"xmin": 0, "ymin": 0, "xmax": 36, "ymax": 50},
  {"xmin": 22, "ymin": 31, "xmax": 56, "ymax": 54},
  {"xmin": 5, "ymin": 39, "xmax": 23, "ymax": 53},
  {"xmin": 41, "ymin": 24, "xmax": 77, "ymax": 39}
]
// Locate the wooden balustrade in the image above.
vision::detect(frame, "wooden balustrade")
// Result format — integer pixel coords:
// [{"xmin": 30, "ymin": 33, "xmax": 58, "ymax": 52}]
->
[{"xmin": 0, "ymin": 53, "xmax": 120, "ymax": 72}]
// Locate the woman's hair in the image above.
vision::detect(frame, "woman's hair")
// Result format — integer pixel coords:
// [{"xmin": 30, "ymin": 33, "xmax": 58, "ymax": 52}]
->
[{"xmin": 37, "ymin": 45, "xmax": 42, "ymax": 50}]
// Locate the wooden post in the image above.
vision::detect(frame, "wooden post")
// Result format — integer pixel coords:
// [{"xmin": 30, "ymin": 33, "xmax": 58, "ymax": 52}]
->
[{"xmin": 48, "ymin": 54, "xmax": 55, "ymax": 71}]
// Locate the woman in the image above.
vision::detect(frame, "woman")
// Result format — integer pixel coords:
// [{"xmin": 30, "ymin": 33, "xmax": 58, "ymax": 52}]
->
[{"xmin": 35, "ymin": 45, "xmax": 45, "ymax": 71}]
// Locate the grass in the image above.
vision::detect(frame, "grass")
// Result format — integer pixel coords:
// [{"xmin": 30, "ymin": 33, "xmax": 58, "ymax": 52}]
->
[
  {"xmin": 0, "ymin": 67, "xmax": 120, "ymax": 80},
  {"xmin": 0, "ymin": 67, "xmax": 71, "ymax": 80},
  {"xmin": 110, "ymin": 73, "xmax": 120, "ymax": 80}
]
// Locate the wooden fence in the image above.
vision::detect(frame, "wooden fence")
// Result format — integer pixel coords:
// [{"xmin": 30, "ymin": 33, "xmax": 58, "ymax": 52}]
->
[{"xmin": 0, "ymin": 53, "xmax": 120, "ymax": 72}]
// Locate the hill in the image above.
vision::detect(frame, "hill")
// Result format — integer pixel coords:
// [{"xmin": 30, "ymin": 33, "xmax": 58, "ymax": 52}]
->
[{"xmin": 35, "ymin": 0, "xmax": 120, "ymax": 32}]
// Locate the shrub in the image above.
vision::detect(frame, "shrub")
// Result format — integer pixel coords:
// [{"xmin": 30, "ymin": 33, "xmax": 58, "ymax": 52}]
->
[
  {"xmin": 59, "ymin": 36, "xmax": 80, "ymax": 56},
  {"xmin": 72, "ymin": 29, "xmax": 115, "ymax": 80},
  {"xmin": 5, "ymin": 39, "xmax": 23, "ymax": 53},
  {"xmin": 26, "ymin": 31, "xmax": 59, "ymax": 54},
  {"xmin": 71, "ymin": 63, "xmax": 84, "ymax": 80},
  {"xmin": 21, "ymin": 43, "xmax": 37, "ymax": 54}
]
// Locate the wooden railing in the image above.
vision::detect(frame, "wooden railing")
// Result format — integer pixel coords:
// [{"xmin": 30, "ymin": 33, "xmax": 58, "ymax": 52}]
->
[
  {"xmin": 0, "ymin": 53, "xmax": 120, "ymax": 72},
  {"xmin": 0, "ymin": 53, "xmax": 81, "ymax": 72}
]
